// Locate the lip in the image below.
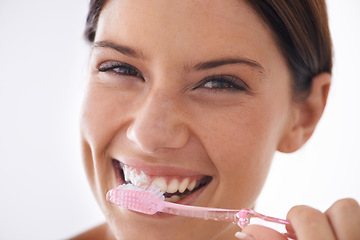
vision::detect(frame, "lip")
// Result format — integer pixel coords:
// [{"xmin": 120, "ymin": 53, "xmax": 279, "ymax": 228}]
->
[{"xmin": 111, "ymin": 157, "xmax": 213, "ymax": 212}]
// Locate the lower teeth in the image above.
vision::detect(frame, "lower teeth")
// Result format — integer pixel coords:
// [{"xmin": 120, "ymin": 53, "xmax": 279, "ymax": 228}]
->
[{"xmin": 165, "ymin": 195, "xmax": 181, "ymax": 202}]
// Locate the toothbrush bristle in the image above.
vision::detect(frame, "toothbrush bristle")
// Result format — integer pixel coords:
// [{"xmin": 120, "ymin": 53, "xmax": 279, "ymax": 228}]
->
[{"xmin": 106, "ymin": 184, "xmax": 165, "ymax": 215}]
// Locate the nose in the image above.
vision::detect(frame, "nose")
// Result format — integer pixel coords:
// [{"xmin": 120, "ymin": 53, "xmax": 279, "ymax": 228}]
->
[{"xmin": 126, "ymin": 91, "xmax": 189, "ymax": 153}]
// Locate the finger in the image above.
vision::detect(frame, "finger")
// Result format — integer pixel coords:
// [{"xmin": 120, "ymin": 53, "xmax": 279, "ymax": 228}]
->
[
  {"xmin": 235, "ymin": 231, "xmax": 255, "ymax": 240},
  {"xmin": 241, "ymin": 224, "xmax": 288, "ymax": 240},
  {"xmin": 325, "ymin": 198, "xmax": 360, "ymax": 240},
  {"xmin": 287, "ymin": 205, "xmax": 336, "ymax": 240}
]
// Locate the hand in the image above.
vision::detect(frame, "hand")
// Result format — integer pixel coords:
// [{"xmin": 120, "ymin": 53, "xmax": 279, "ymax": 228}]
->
[
  {"xmin": 235, "ymin": 198, "xmax": 360, "ymax": 240},
  {"xmin": 235, "ymin": 225, "xmax": 287, "ymax": 240}
]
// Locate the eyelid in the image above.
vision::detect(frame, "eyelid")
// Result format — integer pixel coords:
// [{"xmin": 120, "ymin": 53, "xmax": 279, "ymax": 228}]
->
[
  {"xmin": 195, "ymin": 74, "xmax": 249, "ymax": 91},
  {"xmin": 98, "ymin": 61, "xmax": 136, "ymax": 72}
]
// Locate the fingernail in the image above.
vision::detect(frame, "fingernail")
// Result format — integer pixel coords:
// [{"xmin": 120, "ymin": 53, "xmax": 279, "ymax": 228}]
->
[{"xmin": 235, "ymin": 231, "xmax": 255, "ymax": 240}]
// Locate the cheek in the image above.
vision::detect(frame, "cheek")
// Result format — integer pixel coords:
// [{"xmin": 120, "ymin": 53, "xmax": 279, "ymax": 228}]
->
[
  {"xmin": 80, "ymin": 84, "xmax": 128, "ymax": 202},
  {"xmin": 201, "ymin": 98, "xmax": 290, "ymax": 206},
  {"xmin": 80, "ymin": 87, "xmax": 109, "ymax": 151},
  {"xmin": 206, "ymin": 106, "xmax": 276, "ymax": 171},
  {"xmin": 217, "ymin": 118, "xmax": 274, "ymax": 192},
  {"xmin": 80, "ymin": 83, "xmax": 134, "ymax": 152}
]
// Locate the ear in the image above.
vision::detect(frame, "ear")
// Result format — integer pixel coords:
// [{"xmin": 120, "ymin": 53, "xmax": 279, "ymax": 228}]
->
[{"xmin": 277, "ymin": 72, "xmax": 331, "ymax": 153}]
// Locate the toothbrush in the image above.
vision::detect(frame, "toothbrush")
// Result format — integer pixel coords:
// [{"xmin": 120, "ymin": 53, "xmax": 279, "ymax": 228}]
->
[{"xmin": 106, "ymin": 184, "xmax": 296, "ymax": 239}]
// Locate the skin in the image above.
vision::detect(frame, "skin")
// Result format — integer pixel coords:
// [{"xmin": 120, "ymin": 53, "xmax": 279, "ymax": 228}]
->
[{"xmin": 77, "ymin": 0, "xmax": 360, "ymax": 239}]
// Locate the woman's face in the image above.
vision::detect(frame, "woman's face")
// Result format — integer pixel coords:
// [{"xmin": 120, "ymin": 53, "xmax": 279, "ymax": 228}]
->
[{"xmin": 81, "ymin": 0, "xmax": 295, "ymax": 239}]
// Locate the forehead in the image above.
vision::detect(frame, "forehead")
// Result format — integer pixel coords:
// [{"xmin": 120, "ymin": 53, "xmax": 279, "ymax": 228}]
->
[{"xmin": 96, "ymin": 0, "xmax": 281, "ymax": 72}]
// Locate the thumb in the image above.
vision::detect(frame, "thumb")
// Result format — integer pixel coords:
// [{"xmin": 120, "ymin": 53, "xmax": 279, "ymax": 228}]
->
[{"xmin": 237, "ymin": 225, "xmax": 288, "ymax": 240}]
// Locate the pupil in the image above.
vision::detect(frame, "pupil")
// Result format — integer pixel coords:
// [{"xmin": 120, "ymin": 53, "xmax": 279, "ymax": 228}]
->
[{"xmin": 126, "ymin": 68, "xmax": 134, "ymax": 75}]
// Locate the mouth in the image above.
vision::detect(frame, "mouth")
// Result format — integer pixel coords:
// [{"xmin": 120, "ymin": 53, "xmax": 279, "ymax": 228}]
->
[{"xmin": 112, "ymin": 159, "xmax": 212, "ymax": 203}]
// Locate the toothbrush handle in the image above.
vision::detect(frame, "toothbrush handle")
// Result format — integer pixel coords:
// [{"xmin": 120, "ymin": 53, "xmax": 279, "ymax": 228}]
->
[
  {"xmin": 162, "ymin": 202, "xmax": 296, "ymax": 239},
  {"xmin": 163, "ymin": 202, "xmax": 239, "ymax": 222}
]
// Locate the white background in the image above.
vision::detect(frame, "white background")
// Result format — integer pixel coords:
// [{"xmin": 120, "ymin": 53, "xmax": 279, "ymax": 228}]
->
[{"xmin": 0, "ymin": 1, "xmax": 359, "ymax": 239}]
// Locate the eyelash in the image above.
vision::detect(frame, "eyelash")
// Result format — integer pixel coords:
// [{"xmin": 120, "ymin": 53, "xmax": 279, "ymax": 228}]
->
[
  {"xmin": 98, "ymin": 62, "xmax": 144, "ymax": 79},
  {"xmin": 196, "ymin": 75, "xmax": 248, "ymax": 92},
  {"xmin": 97, "ymin": 62, "xmax": 248, "ymax": 92}
]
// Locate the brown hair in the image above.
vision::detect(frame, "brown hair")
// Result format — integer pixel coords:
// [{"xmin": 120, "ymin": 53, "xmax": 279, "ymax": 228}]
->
[
  {"xmin": 85, "ymin": 0, "xmax": 106, "ymax": 43},
  {"xmin": 246, "ymin": 0, "xmax": 332, "ymax": 99},
  {"xmin": 84, "ymin": 0, "xmax": 332, "ymax": 99}
]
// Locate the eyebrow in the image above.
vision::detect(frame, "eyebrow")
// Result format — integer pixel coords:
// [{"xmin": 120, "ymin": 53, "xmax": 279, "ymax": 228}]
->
[
  {"xmin": 192, "ymin": 58, "xmax": 265, "ymax": 75},
  {"xmin": 92, "ymin": 41, "xmax": 265, "ymax": 75},
  {"xmin": 92, "ymin": 41, "xmax": 146, "ymax": 60}
]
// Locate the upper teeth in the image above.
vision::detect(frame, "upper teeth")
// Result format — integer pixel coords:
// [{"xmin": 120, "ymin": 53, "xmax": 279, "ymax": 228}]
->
[{"xmin": 122, "ymin": 164, "xmax": 199, "ymax": 194}]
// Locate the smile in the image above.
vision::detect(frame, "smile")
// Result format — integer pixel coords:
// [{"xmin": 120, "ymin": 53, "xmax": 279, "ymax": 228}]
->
[{"xmin": 112, "ymin": 159, "xmax": 212, "ymax": 203}]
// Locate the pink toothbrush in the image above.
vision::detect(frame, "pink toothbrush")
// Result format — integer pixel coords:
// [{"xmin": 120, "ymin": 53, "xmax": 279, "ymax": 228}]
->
[{"xmin": 106, "ymin": 184, "xmax": 296, "ymax": 239}]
